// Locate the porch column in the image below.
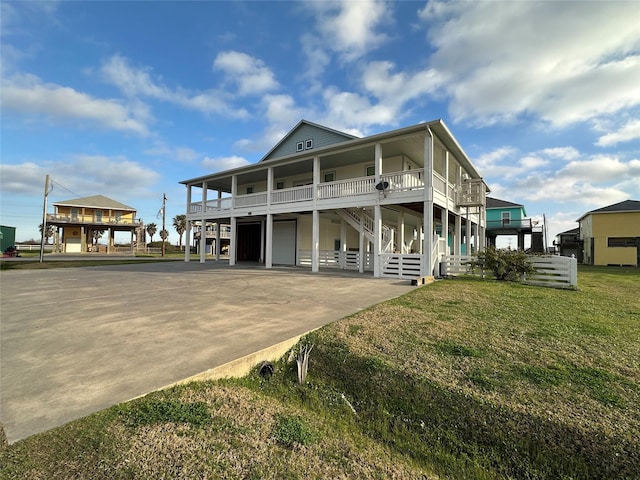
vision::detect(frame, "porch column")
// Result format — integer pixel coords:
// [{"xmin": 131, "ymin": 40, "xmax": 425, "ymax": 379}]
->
[
  {"xmin": 229, "ymin": 216, "xmax": 237, "ymax": 266},
  {"xmin": 373, "ymin": 204, "xmax": 382, "ymax": 277},
  {"xmin": 398, "ymin": 211, "xmax": 405, "ymax": 253},
  {"xmin": 81, "ymin": 226, "xmax": 86, "ymax": 253},
  {"xmin": 340, "ymin": 219, "xmax": 347, "ymax": 269},
  {"xmin": 465, "ymin": 207, "xmax": 470, "ymax": 254},
  {"xmin": 200, "ymin": 181, "xmax": 208, "ymax": 263},
  {"xmin": 265, "ymin": 214, "xmax": 273, "ymax": 268},
  {"xmin": 215, "ymin": 226, "xmax": 221, "ymax": 261},
  {"xmin": 443, "ymin": 152, "xmax": 450, "ymax": 255},
  {"xmin": 265, "ymin": 167, "xmax": 273, "ymax": 268},
  {"xmin": 374, "ymin": 142, "xmax": 382, "ymax": 179},
  {"xmin": 312, "ymin": 157, "xmax": 320, "ymax": 273},
  {"xmin": 474, "ymin": 216, "xmax": 480, "ymax": 254},
  {"xmin": 454, "ymin": 214, "xmax": 462, "ymax": 256},
  {"xmin": 359, "ymin": 215, "xmax": 365, "ymax": 273},
  {"xmin": 422, "ymin": 128, "xmax": 434, "ymax": 276},
  {"xmin": 260, "ymin": 219, "xmax": 265, "ymax": 263},
  {"xmin": 107, "ymin": 228, "xmax": 112, "ymax": 254},
  {"xmin": 185, "ymin": 185, "xmax": 192, "ymax": 262},
  {"xmin": 130, "ymin": 230, "xmax": 134, "ymax": 254},
  {"xmin": 231, "ymin": 175, "xmax": 237, "ymax": 208},
  {"xmin": 312, "ymin": 210, "xmax": 319, "ymax": 272}
]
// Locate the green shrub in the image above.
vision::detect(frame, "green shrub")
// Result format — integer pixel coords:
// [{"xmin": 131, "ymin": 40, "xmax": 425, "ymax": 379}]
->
[
  {"xmin": 273, "ymin": 414, "xmax": 317, "ymax": 448},
  {"xmin": 472, "ymin": 246, "xmax": 536, "ymax": 281}
]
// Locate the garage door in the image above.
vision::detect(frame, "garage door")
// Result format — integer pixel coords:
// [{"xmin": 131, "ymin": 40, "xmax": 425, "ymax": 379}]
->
[
  {"xmin": 66, "ymin": 238, "xmax": 81, "ymax": 253},
  {"xmin": 273, "ymin": 220, "xmax": 296, "ymax": 265}
]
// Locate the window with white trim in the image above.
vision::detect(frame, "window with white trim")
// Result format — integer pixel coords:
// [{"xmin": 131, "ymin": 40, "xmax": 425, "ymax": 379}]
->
[{"xmin": 501, "ymin": 212, "xmax": 511, "ymax": 225}]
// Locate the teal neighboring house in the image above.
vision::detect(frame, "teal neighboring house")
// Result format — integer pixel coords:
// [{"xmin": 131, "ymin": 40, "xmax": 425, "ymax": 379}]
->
[
  {"xmin": 0, "ymin": 225, "xmax": 17, "ymax": 252},
  {"xmin": 485, "ymin": 198, "xmax": 544, "ymax": 252}
]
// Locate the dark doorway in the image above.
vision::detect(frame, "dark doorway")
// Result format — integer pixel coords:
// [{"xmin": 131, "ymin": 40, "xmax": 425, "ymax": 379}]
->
[{"xmin": 237, "ymin": 223, "xmax": 262, "ymax": 261}]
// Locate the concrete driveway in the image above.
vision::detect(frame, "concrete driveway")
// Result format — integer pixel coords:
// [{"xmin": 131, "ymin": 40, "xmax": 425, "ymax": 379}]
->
[{"xmin": 0, "ymin": 261, "xmax": 413, "ymax": 443}]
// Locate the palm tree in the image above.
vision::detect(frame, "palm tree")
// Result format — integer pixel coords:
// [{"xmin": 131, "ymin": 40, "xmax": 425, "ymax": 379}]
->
[
  {"xmin": 146, "ymin": 223, "xmax": 157, "ymax": 243},
  {"xmin": 159, "ymin": 229, "xmax": 169, "ymax": 241},
  {"xmin": 38, "ymin": 224, "xmax": 55, "ymax": 244},
  {"xmin": 173, "ymin": 214, "xmax": 187, "ymax": 249},
  {"xmin": 92, "ymin": 229, "xmax": 105, "ymax": 246}
]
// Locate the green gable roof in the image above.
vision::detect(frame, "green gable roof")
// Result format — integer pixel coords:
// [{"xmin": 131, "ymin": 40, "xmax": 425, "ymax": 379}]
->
[{"xmin": 53, "ymin": 195, "xmax": 136, "ymax": 211}]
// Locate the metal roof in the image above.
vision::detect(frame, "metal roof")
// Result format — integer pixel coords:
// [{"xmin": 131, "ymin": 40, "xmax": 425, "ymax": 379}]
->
[
  {"xmin": 52, "ymin": 195, "xmax": 136, "ymax": 211},
  {"xmin": 576, "ymin": 199, "xmax": 640, "ymax": 222}
]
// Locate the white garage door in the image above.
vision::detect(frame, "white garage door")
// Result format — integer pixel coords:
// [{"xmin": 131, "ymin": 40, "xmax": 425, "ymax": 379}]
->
[
  {"xmin": 66, "ymin": 237, "xmax": 81, "ymax": 253},
  {"xmin": 273, "ymin": 220, "xmax": 296, "ymax": 265}
]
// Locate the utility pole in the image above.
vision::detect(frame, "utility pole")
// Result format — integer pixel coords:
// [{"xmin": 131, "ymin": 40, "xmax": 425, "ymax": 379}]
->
[
  {"xmin": 39, "ymin": 175, "xmax": 50, "ymax": 263},
  {"xmin": 161, "ymin": 193, "xmax": 167, "ymax": 257}
]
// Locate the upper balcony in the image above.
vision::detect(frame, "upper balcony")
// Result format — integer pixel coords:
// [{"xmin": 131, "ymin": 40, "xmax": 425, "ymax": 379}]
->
[
  {"xmin": 188, "ymin": 169, "xmax": 465, "ymax": 217},
  {"xmin": 46, "ymin": 213, "xmax": 143, "ymax": 227}
]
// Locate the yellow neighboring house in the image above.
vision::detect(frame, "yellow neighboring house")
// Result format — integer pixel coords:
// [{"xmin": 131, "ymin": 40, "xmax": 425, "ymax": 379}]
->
[
  {"xmin": 47, "ymin": 195, "xmax": 144, "ymax": 254},
  {"xmin": 577, "ymin": 199, "xmax": 640, "ymax": 266}
]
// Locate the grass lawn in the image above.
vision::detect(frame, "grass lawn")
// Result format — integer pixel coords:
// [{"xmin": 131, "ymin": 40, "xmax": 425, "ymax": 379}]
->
[{"xmin": 1, "ymin": 266, "xmax": 638, "ymax": 479}]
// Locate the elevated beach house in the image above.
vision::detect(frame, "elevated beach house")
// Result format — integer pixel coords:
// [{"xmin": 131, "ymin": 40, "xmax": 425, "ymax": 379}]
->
[
  {"xmin": 181, "ymin": 120, "xmax": 488, "ymax": 279},
  {"xmin": 47, "ymin": 195, "xmax": 144, "ymax": 254}
]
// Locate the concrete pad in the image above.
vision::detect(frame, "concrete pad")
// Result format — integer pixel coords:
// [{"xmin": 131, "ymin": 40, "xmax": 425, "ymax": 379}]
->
[{"xmin": 0, "ymin": 261, "xmax": 413, "ymax": 443}]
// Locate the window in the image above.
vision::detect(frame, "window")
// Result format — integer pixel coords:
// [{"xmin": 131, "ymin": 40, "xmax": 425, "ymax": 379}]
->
[
  {"xmin": 276, "ymin": 181, "xmax": 285, "ymax": 190},
  {"xmin": 70, "ymin": 208, "xmax": 78, "ymax": 221},
  {"xmin": 323, "ymin": 172, "xmax": 335, "ymax": 182},
  {"xmin": 246, "ymin": 186, "xmax": 254, "ymax": 194},
  {"xmin": 608, "ymin": 237, "xmax": 636, "ymax": 247},
  {"xmin": 366, "ymin": 165, "xmax": 375, "ymax": 176},
  {"xmin": 305, "ymin": 138, "xmax": 313, "ymax": 150},
  {"xmin": 501, "ymin": 212, "xmax": 511, "ymax": 225},
  {"xmin": 296, "ymin": 141, "xmax": 304, "ymax": 152},
  {"xmin": 115, "ymin": 211, "xmax": 122, "ymax": 223},
  {"xmin": 95, "ymin": 210, "xmax": 103, "ymax": 222}
]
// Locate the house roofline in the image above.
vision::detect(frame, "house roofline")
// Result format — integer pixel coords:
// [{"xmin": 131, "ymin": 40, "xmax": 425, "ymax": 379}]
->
[
  {"xmin": 181, "ymin": 119, "xmax": 484, "ymax": 188},
  {"xmin": 258, "ymin": 119, "xmax": 358, "ymax": 163}
]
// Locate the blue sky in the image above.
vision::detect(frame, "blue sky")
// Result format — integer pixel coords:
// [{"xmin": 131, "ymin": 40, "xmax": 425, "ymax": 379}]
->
[{"xmin": 1, "ymin": 0, "xmax": 639, "ymax": 246}]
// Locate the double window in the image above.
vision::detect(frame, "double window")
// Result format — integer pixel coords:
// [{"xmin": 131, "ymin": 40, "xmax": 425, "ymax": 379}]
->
[{"xmin": 608, "ymin": 237, "xmax": 636, "ymax": 247}]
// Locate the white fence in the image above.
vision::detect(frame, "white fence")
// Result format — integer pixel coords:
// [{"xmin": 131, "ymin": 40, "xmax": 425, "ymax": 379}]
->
[
  {"xmin": 298, "ymin": 250, "xmax": 373, "ymax": 271},
  {"xmin": 524, "ymin": 256, "xmax": 578, "ymax": 290},
  {"xmin": 380, "ymin": 254, "xmax": 422, "ymax": 279},
  {"xmin": 442, "ymin": 254, "xmax": 578, "ymax": 289}
]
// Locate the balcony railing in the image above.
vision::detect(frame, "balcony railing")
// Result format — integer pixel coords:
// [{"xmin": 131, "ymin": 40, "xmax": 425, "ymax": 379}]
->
[
  {"xmin": 46, "ymin": 214, "xmax": 142, "ymax": 226},
  {"xmin": 486, "ymin": 219, "xmax": 534, "ymax": 230},
  {"xmin": 188, "ymin": 168, "xmax": 473, "ymax": 215}
]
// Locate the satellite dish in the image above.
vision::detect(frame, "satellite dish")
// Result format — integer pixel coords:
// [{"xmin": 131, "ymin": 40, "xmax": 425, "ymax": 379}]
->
[{"xmin": 375, "ymin": 181, "xmax": 389, "ymax": 191}]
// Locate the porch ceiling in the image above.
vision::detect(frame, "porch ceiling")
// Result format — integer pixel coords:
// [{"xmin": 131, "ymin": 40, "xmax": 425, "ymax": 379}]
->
[{"xmin": 195, "ymin": 132, "xmax": 427, "ymax": 193}]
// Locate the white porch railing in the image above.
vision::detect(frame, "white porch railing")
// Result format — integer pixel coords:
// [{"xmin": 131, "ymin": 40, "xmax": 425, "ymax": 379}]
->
[
  {"xmin": 272, "ymin": 185, "xmax": 313, "ymax": 204},
  {"xmin": 379, "ymin": 254, "xmax": 422, "ymax": 279},
  {"xmin": 235, "ymin": 192, "xmax": 268, "ymax": 208},
  {"xmin": 318, "ymin": 176, "xmax": 376, "ymax": 199},
  {"xmin": 381, "ymin": 170, "xmax": 424, "ymax": 192},
  {"xmin": 187, "ymin": 167, "xmax": 471, "ymax": 215},
  {"xmin": 298, "ymin": 250, "xmax": 373, "ymax": 271}
]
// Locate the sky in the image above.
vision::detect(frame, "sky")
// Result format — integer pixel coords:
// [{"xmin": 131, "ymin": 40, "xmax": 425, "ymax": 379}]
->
[{"xmin": 1, "ymin": 0, "xmax": 639, "ymax": 247}]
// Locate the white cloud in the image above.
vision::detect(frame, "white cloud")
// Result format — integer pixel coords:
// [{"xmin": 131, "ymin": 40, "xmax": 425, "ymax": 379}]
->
[
  {"xmin": 101, "ymin": 55, "xmax": 246, "ymax": 117},
  {"xmin": 419, "ymin": 1, "xmax": 640, "ymax": 127},
  {"xmin": 310, "ymin": 0, "xmax": 391, "ymax": 62},
  {"xmin": 0, "ymin": 73, "xmax": 150, "ymax": 135},
  {"xmin": 539, "ymin": 147, "xmax": 580, "ymax": 161},
  {"xmin": 201, "ymin": 156, "xmax": 250, "ymax": 172},
  {"xmin": 596, "ymin": 118, "xmax": 640, "ymax": 146},
  {"xmin": 213, "ymin": 51, "xmax": 279, "ymax": 95},
  {"xmin": 0, "ymin": 156, "xmax": 160, "ymax": 197},
  {"xmin": 144, "ymin": 142, "xmax": 199, "ymax": 162}
]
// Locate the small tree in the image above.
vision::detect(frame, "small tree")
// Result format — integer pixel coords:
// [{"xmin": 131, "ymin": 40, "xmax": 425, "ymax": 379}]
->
[
  {"xmin": 173, "ymin": 214, "xmax": 186, "ymax": 249},
  {"xmin": 146, "ymin": 223, "xmax": 157, "ymax": 243},
  {"xmin": 159, "ymin": 229, "xmax": 169, "ymax": 241},
  {"xmin": 473, "ymin": 246, "xmax": 536, "ymax": 281}
]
